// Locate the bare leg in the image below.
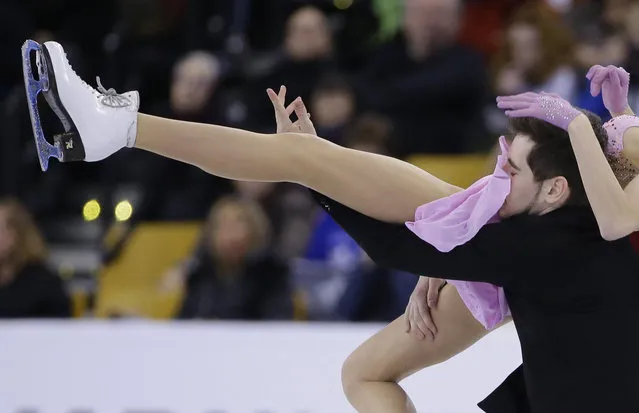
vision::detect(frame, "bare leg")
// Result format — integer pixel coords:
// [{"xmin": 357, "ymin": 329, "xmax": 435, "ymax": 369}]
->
[
  {"xmin": 134, "ymin": 114, "xmax": 462, "ymax": 223},
  {"xmin": 341, "ymin": 285, "xmax": 512, "ymax": 413}
]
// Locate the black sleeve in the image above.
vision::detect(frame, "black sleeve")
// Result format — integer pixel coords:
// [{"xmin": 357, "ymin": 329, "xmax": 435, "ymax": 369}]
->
[{"xmin": 309, "ymin": 190, "xmax": 550, "ymax": 287}]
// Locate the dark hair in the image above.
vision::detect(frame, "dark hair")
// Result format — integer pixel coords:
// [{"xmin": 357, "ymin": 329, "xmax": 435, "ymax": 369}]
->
[
  {"xmin": 312, "ymin": 73, "xmax": 353, "ymax": 97},
  {"xmin": 508, "ymin": 110, "xmax": 607, "ymax": 207},
  {"xmin": 343, "ymin": 113, "xmax": 395, "ymax": 154}
]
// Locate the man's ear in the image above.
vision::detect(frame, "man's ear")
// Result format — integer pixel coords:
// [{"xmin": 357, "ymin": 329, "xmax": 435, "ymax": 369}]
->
[{"xmin": 544, "ymin": 176, "xmax": 570, "ymax": 205}]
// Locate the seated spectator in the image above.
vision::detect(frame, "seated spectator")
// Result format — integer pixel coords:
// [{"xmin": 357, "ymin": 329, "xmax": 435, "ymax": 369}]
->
[
  {"xmin": 492, "ymin": 2, "xmax": 577, "ymax": 101},
  {"xmin": 573, "ymin": 28, "xmax": 628, "ymax": 119},
  {"xmin": 310, "ymin": 73, "xmax": 356, "ymax": 144},
  {"xmin": 245, "ymin": 5, "xmax": 336, "ymax": 132},
  {"xmin": 101, "ymin": 50, "xmax": 234, "ymax": 221},
  {"xmin": 0, "ymin": 198, "xmax": 71, "ymax": 318},
  {"xmin": 358, "ymin": 0, "xmax": 488, "ymax": 154},
  {"xmin": 154, "ymin": 50, "xmax": 228, "ymax": 124},
  {"xmin": 232, "ymin": 180, "xmax": 316, "ymax": 261},
  {"xmin": 294, "ymin": 114, "xmax": 414, "ymax": 321},
  {"xmin": 168, "ymin": 196, "xmax": 293, "ymax": 320},
  {"xmin": 336, "ymin": 261, "xmax": 417, "ymax": 323}
]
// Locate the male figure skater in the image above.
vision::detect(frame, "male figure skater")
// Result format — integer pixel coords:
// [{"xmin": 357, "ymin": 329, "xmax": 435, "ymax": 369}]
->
[{"xmin": 309, "ymin": 114, "xmax": 639, "ymax": 412}]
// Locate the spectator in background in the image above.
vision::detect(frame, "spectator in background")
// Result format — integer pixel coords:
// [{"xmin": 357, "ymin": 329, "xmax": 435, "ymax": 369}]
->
[
  {"xmin": 295, "ymin": 114, "xmax": 414, "ymax": 321},
  {"xmin": 168, "ymin": 196, "xmax": 293, "ymax": 320},
  {"xmin": 246, "ymin": 5, "xmax": 336, "ymax": 132},
  {"xmin": 232, "ymin": 180, "xmax": 316, "ymax": 261},
  {"xmin": 105, "ymin": 0, "xmax": 187, "ymax": 108},
  {"xmin": 155, "ymin": 50, "xmax": 226, "ymax": 123},
  {"xmin": 105, "ymin": 50, "xmax": 233, "ymax": 221},
  {"xmin": 567, "ymin": 0, "xmax": 630, "ymax": 118},
  {"xmin": 457, "ymin": 0, "xmax": 525, "ymax": 60},
  {"xmin": 0, "ymin": 198, "xmax": 71, "ymax": 318},
  {"xmin": 0, "ymin": 2, "xmax": 33, "ymax": 100},
  {"xmin": 358, "ymin": 0, "xmax": 488, "ymax": 155},
  {"xmin": 309, "ymin": 74, "xmax": 356, "ymax": 144},
  {"xmin": 492, "ymin": 2, "xmax": 577, "ymax": 101}
]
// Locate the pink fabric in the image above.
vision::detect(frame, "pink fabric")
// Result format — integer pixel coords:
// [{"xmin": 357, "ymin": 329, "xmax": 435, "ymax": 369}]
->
[
  {"xmin": 405, "ymin": 136, "xmax": 510, "ymax": 252},
  {"xmin": 603, "ymin": 115, "xmax": 639, "ymax": 156},
  {"xmin": 405, "ymin": 136, "xmax": 512, "ymax": 330}
]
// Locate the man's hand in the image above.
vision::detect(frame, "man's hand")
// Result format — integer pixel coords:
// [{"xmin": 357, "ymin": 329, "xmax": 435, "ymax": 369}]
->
[
  {"xmin": 267, "ymin": 85, "xmax": 317, "ymax": 135},
  {"xmin": 404, "ymin": 276, "xmax": 446, "ymax": 340}
]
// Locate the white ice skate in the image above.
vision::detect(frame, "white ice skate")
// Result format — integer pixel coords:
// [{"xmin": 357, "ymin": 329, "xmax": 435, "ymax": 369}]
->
[{"xmin": 21, "ymin": 40, "xmax": 139, "ymax": 171}]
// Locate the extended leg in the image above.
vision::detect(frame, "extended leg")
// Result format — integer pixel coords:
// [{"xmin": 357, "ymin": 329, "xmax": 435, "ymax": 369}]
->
[
  {"xmin": 27, "ymin": 40, "xmax": 462, "ymax": 223},
  {"xmin": 135, "ymin": 114, "xmax": 461, "ymax": 223}
]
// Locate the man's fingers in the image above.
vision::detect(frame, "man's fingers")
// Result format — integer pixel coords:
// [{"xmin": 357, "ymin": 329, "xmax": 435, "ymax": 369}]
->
[
  {"xmin": 412, "ymin": 301, "xmax": 431, "ymax": 340},
  {"xmin": 409, "ymin": 305, "xmax": 425, "ymax": 340},
  {"xmin": 417, "ymin": 299, "xmax": 437, "ymax": 337},
  {"xmin": 427, "ymin": 278, "xmax": 442, "ymax": 307}
]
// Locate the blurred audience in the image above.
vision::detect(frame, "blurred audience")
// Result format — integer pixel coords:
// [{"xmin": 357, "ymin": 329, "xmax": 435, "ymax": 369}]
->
[
  {"xmin": 233, "ymin": 181, "xmax": 316, "ymax": 261},
  {"xmin": 357, "ymin": 0, "xmax": 488, "ymax": 155},
  {"xmin": 0, "ymin": 198, "xmax": 71, "ymax": 318},
  {"xmin": 4, "ymin": 0, "xmax": 639, "ymax": 322},
  {"xmin": 309, "ymin": 73, "xmax": 356, "ymax": 144},
  {"xmin": 167, "ymin": 196, "xmax": 293, "ymax": 320},
  {"xmin": 492, "ymin": 2, "xmax": 577, "ymax": 100},
  {"xmin": 246, "ymin": 5, "xmax": 337, "ymax": 132},
  {"xmin": 294, "ymin": 114, "xmax": 413, "ymax": 321}
]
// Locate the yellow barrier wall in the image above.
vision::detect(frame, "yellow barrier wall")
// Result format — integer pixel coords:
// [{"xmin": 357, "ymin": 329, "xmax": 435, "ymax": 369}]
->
[{"xmin": 95, "ymin": 222, "xmax": 201, "ymax": 319}]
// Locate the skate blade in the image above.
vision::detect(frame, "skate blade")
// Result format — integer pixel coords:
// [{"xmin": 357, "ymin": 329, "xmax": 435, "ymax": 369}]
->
[{"xmin": 21, "ymin": 39, "xmax": 63, "ymax": 172}]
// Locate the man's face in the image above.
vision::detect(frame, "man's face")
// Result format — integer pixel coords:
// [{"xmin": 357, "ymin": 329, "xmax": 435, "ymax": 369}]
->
[{"xmin": 499, "ymin": 134, "xmax": 544, "ymax": 218}]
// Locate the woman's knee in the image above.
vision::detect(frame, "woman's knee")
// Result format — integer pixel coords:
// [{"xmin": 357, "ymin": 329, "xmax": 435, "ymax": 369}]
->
[{"xmin": 341, "ymin": 344, "xmax": 380, "ymax": 399}]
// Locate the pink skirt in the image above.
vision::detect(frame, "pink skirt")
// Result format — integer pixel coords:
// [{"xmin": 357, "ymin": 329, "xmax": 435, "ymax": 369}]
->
[{"xmin": 447, "ymin": 280, "xmax": 510, "ymax": 330}]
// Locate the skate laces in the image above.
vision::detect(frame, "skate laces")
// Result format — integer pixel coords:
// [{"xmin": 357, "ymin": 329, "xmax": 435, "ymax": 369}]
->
[
  {"xmin": 95, "ymin": 77, "xmax": 132, "ymax": 108},
  {"xmin": 61, "ymin": 51, "xmax": 132, "ymax": 108}
]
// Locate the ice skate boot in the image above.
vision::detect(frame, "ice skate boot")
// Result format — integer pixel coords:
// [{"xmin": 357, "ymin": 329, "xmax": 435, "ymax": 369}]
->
[{"xmin": 21, "ymin": 39, "xmax": 139, "ymax": 171}]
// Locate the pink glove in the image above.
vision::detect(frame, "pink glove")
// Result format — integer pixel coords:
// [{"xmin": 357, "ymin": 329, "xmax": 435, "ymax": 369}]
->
[
  {"xmin": 586, "ymin": 65, "xmax": 630, "ymax": 115},
  {"xmin": 496, "ymin": 92, "xmax": 581, "ymax": 131}
]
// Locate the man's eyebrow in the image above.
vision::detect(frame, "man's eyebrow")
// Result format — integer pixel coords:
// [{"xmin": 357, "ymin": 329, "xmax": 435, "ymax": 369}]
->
[{"xmin": 508, "ymin": 158, "xmax": 521, "ymax": 171}]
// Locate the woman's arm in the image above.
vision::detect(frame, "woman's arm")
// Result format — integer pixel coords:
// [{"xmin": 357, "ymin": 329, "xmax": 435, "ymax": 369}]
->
[{"xmin": 566, "ymin": 114, "xmax": 639, "ymax": 240}]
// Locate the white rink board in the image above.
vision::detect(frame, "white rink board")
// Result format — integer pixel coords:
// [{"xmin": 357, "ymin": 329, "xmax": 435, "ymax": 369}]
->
[{"xmin": 0, "ymin": 321, "xmax": 522, "ymax": 413}]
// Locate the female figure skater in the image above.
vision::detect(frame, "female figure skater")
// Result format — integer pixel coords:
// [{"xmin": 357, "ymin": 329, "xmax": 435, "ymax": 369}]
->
[
  {"xmin": 498, "ymin": 65, "xmax": 639, "ymax": 241},
  {"xmin": 24, "ymin": 41, "xmax": 639, "ymax": 412}
]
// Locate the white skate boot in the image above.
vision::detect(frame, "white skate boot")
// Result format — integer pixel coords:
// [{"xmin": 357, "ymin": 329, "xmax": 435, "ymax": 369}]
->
[{"xmin": 21, "ymin": 39, "xmax": 139, "ymax": 171}]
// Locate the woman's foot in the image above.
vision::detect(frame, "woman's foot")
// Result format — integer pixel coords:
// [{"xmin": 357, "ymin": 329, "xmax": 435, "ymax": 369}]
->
[{"xmin": 22, "ymin": 40, "xmax": 139, "ymax": 170}]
